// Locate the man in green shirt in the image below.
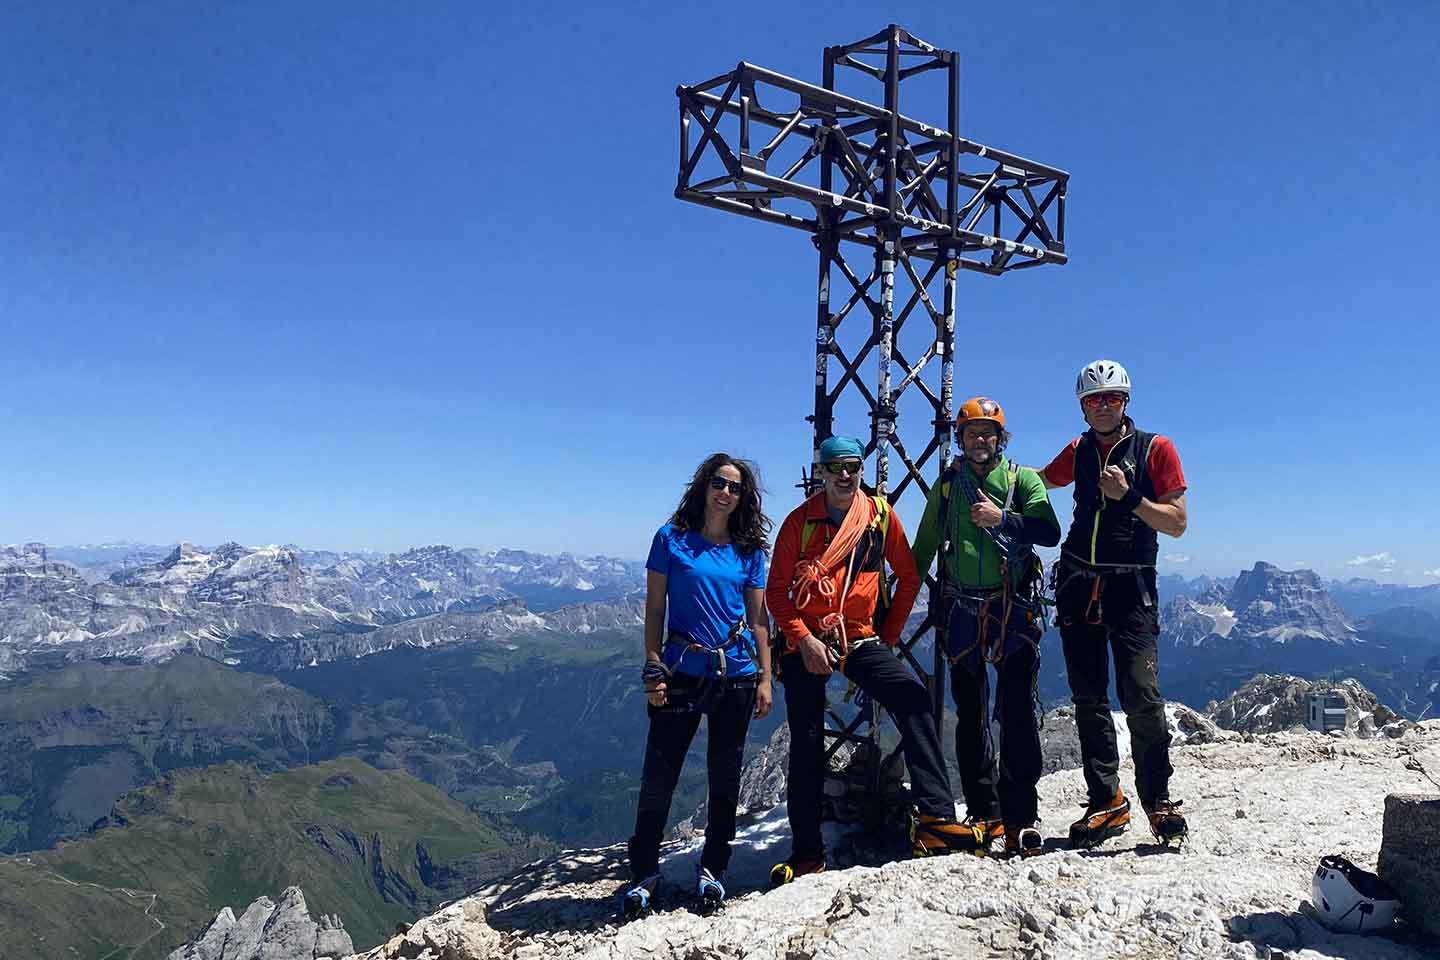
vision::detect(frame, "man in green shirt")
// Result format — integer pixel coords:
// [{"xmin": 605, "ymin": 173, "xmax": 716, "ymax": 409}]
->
[{"xmin": 912, "ymin": 397, "xmax": 1061, "ymax": 858}]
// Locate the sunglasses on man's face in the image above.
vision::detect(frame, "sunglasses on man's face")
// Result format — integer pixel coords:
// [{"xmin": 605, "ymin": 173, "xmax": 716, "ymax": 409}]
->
[
  {"xmin": 1082, "ymin": 392, "xmax": 1127, "ymax": 409},
  {"xmin": 962, "ymin": 427, "xmax": 999, "ymax": 444},
  {"xmin": 708, "ymin": 476, "xmax": 743, "ymax": 495},
  {"xmin": 822, "ymin": 460, "xmax": 864, "ymax": 477}
]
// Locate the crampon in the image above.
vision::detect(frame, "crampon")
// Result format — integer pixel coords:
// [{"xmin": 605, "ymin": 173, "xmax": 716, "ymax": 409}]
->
[
  {"xmin": 1145, "ymin": 799, "xmax": 1188, "ymax": 847},
  {"xmin": 1003, "ymin": 823, "xmax": 1044, "ymax": 859},
  {"xmin": 695, "ymin": 866, "xmax": 726, "ymax": 914},
  {"xmin": 1068, "ymin": 789, "xmax": 1131, "ymax": 850},
  {"xmin": 911, "ymin": 812, "xmax": 1002, "ymax": 857},
  {"xmin": 618, "ymin": 873, "xmax": 660, "ymax": 921}
]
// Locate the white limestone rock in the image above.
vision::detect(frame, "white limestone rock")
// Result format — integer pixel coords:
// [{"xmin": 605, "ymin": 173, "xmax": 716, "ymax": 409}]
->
[
  {"xmin": 167, "ymin": 886, "xmax": 354, "ymax": 960},
  {"xmin": 347, "ymin": 732, "xmax": 1439, "ymax": 960}
]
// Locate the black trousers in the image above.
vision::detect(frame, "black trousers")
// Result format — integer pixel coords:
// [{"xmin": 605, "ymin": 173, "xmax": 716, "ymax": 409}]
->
[
  {"xmin": 627, "ymin": 677, "xmax": 757, "ymax": 880},
  {"xmin": 781, "ymin": 641, "xmax": 953, "ymax": 860},
  {"xmin": 1056, "ymin": 563, "xmax": 1173, "ymax": 808},
  {"xmin": 945, "ymin": 597, "xmax": 1043, "ymax": 825}
]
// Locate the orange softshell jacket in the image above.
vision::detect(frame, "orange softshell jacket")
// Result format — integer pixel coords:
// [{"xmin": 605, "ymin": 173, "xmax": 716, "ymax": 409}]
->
[{"xmin": 765, "ymin": 492, "xmax": 921, "ymax": 652}]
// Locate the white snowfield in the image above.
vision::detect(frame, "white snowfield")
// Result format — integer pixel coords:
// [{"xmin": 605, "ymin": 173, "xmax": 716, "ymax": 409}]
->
[{"xmin": 354, "ymin": 728, "xmax": 1440, "ymax": 960}]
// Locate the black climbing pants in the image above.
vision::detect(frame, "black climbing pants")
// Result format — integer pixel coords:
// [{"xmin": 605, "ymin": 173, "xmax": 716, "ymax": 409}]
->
[
  {"xmin": 627, "ymin": 676, "xmax": 757, "ymax": 880},
  {"xmin": 781, "ymin": 640, "xmax": 954, "ymax": 860},
  {"xmin": 1055, "ymin": 562, "xmax": 1173, "ymax": 809},
  {"xmin": 945, "ymin": 597, "xmax": 1043, "ymax": 825}
]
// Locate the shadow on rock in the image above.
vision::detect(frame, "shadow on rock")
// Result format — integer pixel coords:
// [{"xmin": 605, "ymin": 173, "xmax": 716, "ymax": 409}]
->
[
  {"xmin": 477, "ymin": 844, "xmax": 631, "ymax": 935},
  {"xmin": 1228, "ymin": 905, "xmax": 1425, "ymax": 959},
  {"xmin": 1073, "ymin": 841, "xmax": 1183, "ymax": 859}
]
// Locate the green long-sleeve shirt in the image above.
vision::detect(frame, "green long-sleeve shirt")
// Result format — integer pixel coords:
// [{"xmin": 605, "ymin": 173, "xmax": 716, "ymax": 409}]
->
[{"xmin": 911, "ymin": 455, "xmax": 1061, "ymax": 590}]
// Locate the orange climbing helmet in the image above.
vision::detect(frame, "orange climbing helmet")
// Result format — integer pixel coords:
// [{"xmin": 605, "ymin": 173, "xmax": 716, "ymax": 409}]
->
[{"xmin": 955, "ymin": 396, "xmax": 1006, "ymax": 431}]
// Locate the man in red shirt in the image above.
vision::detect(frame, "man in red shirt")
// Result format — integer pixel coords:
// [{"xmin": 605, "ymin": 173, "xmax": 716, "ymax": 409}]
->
[{"xmin": 1042, "ymin": 360, "xmax": 1190, "ymax": 848}]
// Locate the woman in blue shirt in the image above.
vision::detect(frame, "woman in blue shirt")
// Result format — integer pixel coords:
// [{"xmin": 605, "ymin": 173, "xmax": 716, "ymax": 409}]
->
[{"xmin": 621, "ymin": 453, "xmax": 773, "ymax": 918}]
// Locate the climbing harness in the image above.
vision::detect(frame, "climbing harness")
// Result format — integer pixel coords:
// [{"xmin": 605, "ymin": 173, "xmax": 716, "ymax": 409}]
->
[
  {"xmin": 645, "ymin": 620, "xmax": 757, "ymax": 713},
  {"xmin": 1051, "ymin": 556, "xmax": 1154, "ymax": 629},
  {"xmin": 938, "ymin": 463, "xmax": 1047, "ymax": 667},
  {"xmin": 943, "ymin": 589, "xmax": 1042, "ymax": 668}
]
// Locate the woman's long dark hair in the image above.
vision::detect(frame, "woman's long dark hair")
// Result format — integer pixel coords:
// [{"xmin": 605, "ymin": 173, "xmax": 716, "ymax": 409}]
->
[{"xmin": 669, "ymin": 453, "xmax": 773, "ymax": 555}]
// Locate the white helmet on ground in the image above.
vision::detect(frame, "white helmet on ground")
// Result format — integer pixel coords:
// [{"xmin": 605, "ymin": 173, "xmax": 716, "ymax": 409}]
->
[
  {"xmin": 1311, "ymin": 855, "xmax": 1401, "ymax": 934},
  {"xmin": 1075, "ymin": 360, "xmax": 1132, "ymax": 400}
]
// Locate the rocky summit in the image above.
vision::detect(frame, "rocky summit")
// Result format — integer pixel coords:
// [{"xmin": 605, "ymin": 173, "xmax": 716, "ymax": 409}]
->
[
  {"xmin": 168, "ymin": 886, "xmax": 354, "ymax": 960},
  {"xmin": 1207, "ymin": 674, "xmax": 1415, "ymax": 739},
  {"xmin": 348, "ymin": 727, "xmax": 1440, "ymax": 960}
]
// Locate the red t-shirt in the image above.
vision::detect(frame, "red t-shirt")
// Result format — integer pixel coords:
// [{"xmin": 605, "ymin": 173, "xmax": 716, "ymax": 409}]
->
[{"xmin": 1042, "ymin": 433, "xmax": 1187, "ymax": 499}]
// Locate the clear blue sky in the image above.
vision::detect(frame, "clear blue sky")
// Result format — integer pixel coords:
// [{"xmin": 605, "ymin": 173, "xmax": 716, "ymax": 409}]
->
[{"xmin": 3, "ymin": 1, "xmax": 1437, "ymax": 583}]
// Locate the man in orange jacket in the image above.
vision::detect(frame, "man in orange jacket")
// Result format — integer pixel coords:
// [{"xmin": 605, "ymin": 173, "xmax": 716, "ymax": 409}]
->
[{"xmin": 766, "ymin": 436, "xmax": 970, "ymax": 884}]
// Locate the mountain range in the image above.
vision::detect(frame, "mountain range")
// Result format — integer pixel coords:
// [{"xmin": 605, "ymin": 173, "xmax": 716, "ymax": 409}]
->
[
  {"xmin": 0, "ymin": 541, "xmax": 645, "ymax": 675},
  {"xmin": 4, "ymin": 540, "xmax": 1440, "ymax": 958},
  {"xmin": 1154, "ymin": 562, "xmax": 1440, "ymax": 717}
]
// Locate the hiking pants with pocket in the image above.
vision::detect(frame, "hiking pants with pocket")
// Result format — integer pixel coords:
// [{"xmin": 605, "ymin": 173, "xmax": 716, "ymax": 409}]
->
[
  {"xmin": 946, "ymin": 597, "xmax": 1043, "ymax": 825},
  {"xmin": 780, "ymin": 640, "xmax": 954, "ymax": 860},
  {"xmin": 1056, "ymin": 564, "xmax": 1173, "ymax": 809},
  {"xmin": 627, "ymin": 676, "xmax": 757, "ymax": 880}
]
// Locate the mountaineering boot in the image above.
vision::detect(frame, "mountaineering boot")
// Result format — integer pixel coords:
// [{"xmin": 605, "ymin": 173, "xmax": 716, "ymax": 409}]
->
[
  {"xmin": 911, "ymin": 811, "xmax": 993, "ymax": 857},
  {"xmin": 1067, "ymin": 789, "xmax": 1131, "ymax": 850},
  {"xmin": 1003, "ymin": 822, "xmax": 1044, "ymax": 859},
  {"xmin": 1144, "ymin": 799, "xmax": 1188, "ymax": 846},
  {"xmin": 769, "ymin": 855, "xmax": 826, "ymax": 888},
  {"xmin": 954, "ymin": 815, "xmax": 1007, "ymax": 856},
  {"xmin": 618, "ymin": 873, "xmax": 660, "ymax": 921},
  {"xmin": 695, "ymin": 865, "xmax": 726, "ymax": 914}
]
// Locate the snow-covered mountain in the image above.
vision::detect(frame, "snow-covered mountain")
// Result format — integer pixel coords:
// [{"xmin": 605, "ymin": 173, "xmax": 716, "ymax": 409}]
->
[{"xmin": 0, "ymin": 541, "xmax": 645, "ymax": 673}]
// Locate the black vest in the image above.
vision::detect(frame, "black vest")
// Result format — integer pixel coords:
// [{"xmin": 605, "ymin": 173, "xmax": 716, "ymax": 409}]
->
[{"xmin": 1060, "ymin": 422, "xmax": 1159, "ymax": 568}]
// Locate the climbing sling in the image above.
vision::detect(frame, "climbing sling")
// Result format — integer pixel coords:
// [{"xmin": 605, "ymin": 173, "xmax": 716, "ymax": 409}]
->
[
  {"xmin": 938, "ymin": 463, "xmax": 1045, "ymax": 668},
  {"xmin": 772, "ymin": 494, "xmax": 892, "ymax": 683}
]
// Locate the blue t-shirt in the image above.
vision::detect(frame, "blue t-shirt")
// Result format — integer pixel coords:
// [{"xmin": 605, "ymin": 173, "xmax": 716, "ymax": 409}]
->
[{"xmin": 646, "ymin": 523, "xmax": 767, "ymax": 678}]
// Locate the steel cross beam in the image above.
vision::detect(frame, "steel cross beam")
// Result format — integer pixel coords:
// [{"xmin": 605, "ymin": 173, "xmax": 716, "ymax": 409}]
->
[{"xmin": 675, "ymin": 24, "xmax": 1068, "ymax": 830}]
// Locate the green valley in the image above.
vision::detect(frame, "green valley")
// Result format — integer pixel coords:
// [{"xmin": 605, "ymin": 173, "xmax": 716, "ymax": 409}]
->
[{"xmin": 0, "ymin": 757, "xmax": 549, "ymax": 959}]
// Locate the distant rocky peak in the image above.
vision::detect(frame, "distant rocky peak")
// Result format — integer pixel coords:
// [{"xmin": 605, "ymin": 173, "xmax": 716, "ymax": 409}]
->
[
  {"xmin": 1229, "ymin": 561, "xmax": 1317, "ymax": 607},
  {"xmin": 209, "ymin": 541, "xmax": 251, "ymax": 563},
  {"xmin": 166, "ymin": 885, "xmax": 353, "ymax": 960},
  {"xmin": 159, "ymin": 542, "xmax": 210, "ymax": 567},
  {"xmin": 1195, "ymin": 582, "xmax": 1229, "ymax": 605},
  {"xmin": 1, "ymin": 542, "xmax": 50, "ymax": 565},
  {"xmin": 395, "ymin": 545, "xmax": 460, "ymax": 563},
  {"xmin": 1224, "ymin": 561, "xmax": 1354, "ymax": 644}
]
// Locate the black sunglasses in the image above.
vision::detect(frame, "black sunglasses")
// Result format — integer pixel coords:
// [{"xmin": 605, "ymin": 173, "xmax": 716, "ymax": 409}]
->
[
  {"xmin": 822, "ymin": 460, "xmax": 864, "ymax": 477},
  {"xmin": 708, "ymin": 476, "xmax": 743, "ymax": 495}
]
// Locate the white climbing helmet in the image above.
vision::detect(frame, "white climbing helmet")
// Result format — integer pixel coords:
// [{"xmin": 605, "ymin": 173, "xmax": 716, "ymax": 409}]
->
[
  {"xmin": 1075, "ymin": 359, "xmax": 1132, "ymax": 400},
  {"xmin": 1310, "ymin": 855, "xmax": 1401, "ymax": 934}
]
